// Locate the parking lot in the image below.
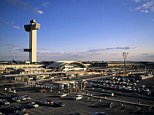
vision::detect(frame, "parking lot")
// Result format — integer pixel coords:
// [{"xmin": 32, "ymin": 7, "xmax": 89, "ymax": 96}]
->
[
  {"xmin": 0, "ymin": 86, "xmax": 153, "ymax": 115},
  {"xmin": 0, "ymin": 75, "xmax": 154, "ymax": 115},
  {"xmin": 14, "ymin": 90, "xmax": 136, "ymax": 115}
]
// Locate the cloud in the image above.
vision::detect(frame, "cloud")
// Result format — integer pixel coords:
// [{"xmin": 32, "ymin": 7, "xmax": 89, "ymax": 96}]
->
[
  {"xmin": 0, "ymin": 18, "xmax": 14, "ymax": 26},
  {"xmin": 0, "ymin": 43, "xmax": 28, "ymax": 61},
  {"xmin": 0, "ymin": 18, "xmax": 20, "ymax": 30},
  {"xmin": 133, "ymin": 0, "xmax": 141, "ymax": 3},
  {"xmin": 35, "ymin": 9, "xmax": 44, "ymax": 14},
  {"xmin": 36, "ymin": 46, "xmax": 136, "ymax": 61},
  {"xmin": 4, "ymin": 0, "xmax": 44, "ymax": 15},
  {"xmin": 37, "ymin": 49, "xmax": 82, "ymax": 61},
  {"xmin": 12, "ymin": 25, "xmax": 21, "ymax": 30},
  {"xmin": 4, "ymin": 0, "xmax": 28, "ymax": 8},
  {"xmin": 133, "ymin": 0, "xmax": 154, "ymax": 13},
  {"xmin": 4, "ymin": 43, "xmax": 23, "ymax": 52},
  {"xmin": 141, "ymin": 53, "xmax": 154, "ymax": 57},
  {"xmin": 38, "ymin": 46, "xmax": 133, "ymax": 55},
  {"xmin": 38, "ymin": 48, "xmax": 51, "ymax": 54},
  {"xmin": 106, "ymin": 46, "xmax": 131, "ymax": 50},
  {"xmin": 87, "ymin": 46, "xmax": 133, "ymax": 53},
  {"xmin": 42, "ymin": 2, "xmax": 50, "ymax": 8},
  {"xmin": 37, "ymin": 50, "xmax": 122, "ymax": 61}
]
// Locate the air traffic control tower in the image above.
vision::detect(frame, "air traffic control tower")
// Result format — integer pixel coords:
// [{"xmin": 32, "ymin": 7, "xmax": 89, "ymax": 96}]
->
[{"xmin": 24, "ymin": 19, "xmax": 40, "ymax": 63}]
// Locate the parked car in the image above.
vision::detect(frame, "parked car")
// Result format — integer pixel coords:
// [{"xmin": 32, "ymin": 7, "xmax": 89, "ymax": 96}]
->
[
  {"xmin": 52, "ymin": 101, "xmax": 65, "ymax": 107},
  {"xmin": 11, "ymin": 97, "xmax": 21, "ymax": 102},
  {"xmin": 0, "ymin": 99, "xmax": 10, "ymax": 105},
  {"xmin": 60, "ymin": 93, "xmax": 68, "ymax": 98},
  {"xmin": 89, "ymin": 102, "xmax": 114, "ymax": 108},
  {"xmin": 19, "ymin": 96, "xmax": 27, "ymax": 101},
  {"xmin": 74, "ymin": 95, "xmax": 83, "ymax": 100},
  {"xmin": 0, "ymin": 107, "xmax": 18, "ymax": 115},
  {"xmin": 69, "ymin": 112, "xmax": 81, "ymax": 115},
  {"xmin": 24, "ymin": 95, "xmax": 31, "ymax": 100},
  {"xmin": 27, "ymin": 102, "xmax": 39, "ymax": 108},
  {"xmin": 15, "ymin": 105, "xmax": 27, "ymax": 112},
  {"xmin": 36, "ymin": 100, "xmax": 49, "ymax": 106},
  {"xmin": 15, "ymin": 111, "xmax": 29, "ymax": 115},
  {"xmin": 19, "ymin": 95, "xmax": 31, "ymax": 101},
  {"xmin": 93, "ymin": 112, "xmax": 107, "ymax": 115}
]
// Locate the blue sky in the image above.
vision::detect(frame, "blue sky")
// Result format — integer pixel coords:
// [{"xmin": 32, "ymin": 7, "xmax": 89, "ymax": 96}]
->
[{"xmin": 0, "ymin": 0, "xmax": 154, "ymax": 61}]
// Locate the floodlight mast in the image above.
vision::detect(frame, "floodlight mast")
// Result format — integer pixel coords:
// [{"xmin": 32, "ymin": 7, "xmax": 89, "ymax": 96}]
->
[{"xmin": 123, "ymin": 52, "xmax": 128, "ymax": 75}]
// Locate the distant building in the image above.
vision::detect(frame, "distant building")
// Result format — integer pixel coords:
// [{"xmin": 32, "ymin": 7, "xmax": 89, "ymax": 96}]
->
[
  {"xmin": 88, "ymin": 61, "xmax": 108, "ymax": 69},
  {"xmin": 0, "ymin": 67, "xmax": 5, "ymax": 74}
]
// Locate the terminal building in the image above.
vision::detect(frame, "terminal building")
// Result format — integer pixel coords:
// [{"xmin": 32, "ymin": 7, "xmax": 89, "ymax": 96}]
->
[
  {"xmin": 46, "ymin": 61, "xmax": 87, "ymax": 72},
  {"xmin": 0, "ymin": 63, "xmax": 43, "ymax": 74},
  {"xmin": 0, "ymin": 61, "xmax": 87, "ymax": 81}
]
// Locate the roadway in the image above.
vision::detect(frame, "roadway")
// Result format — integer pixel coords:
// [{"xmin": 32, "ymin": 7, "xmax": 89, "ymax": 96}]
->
[
  {"xmin": 82, "ymin": 90, "xmax": 154, "ymax": 107},
  {"xmin": 2, "ymin": 72, "xmax": 66, "ymax": 77}
]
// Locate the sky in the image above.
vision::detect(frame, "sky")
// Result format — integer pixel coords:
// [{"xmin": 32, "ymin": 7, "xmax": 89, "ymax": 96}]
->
[{"xmin": 0, "ymin": 0, "xmax": 154, "ymax": 62}]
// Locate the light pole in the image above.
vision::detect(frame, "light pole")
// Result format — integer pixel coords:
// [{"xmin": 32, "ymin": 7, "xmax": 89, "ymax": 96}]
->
[{"xmin": 123, "ymin": 52, "xmax": 128, "ymax": 75}]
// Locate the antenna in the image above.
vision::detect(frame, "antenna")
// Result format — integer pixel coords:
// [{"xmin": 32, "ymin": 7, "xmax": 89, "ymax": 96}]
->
[{"xmin": 123, "ymin": 52, "xmax": 128, "ymax": 75}]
